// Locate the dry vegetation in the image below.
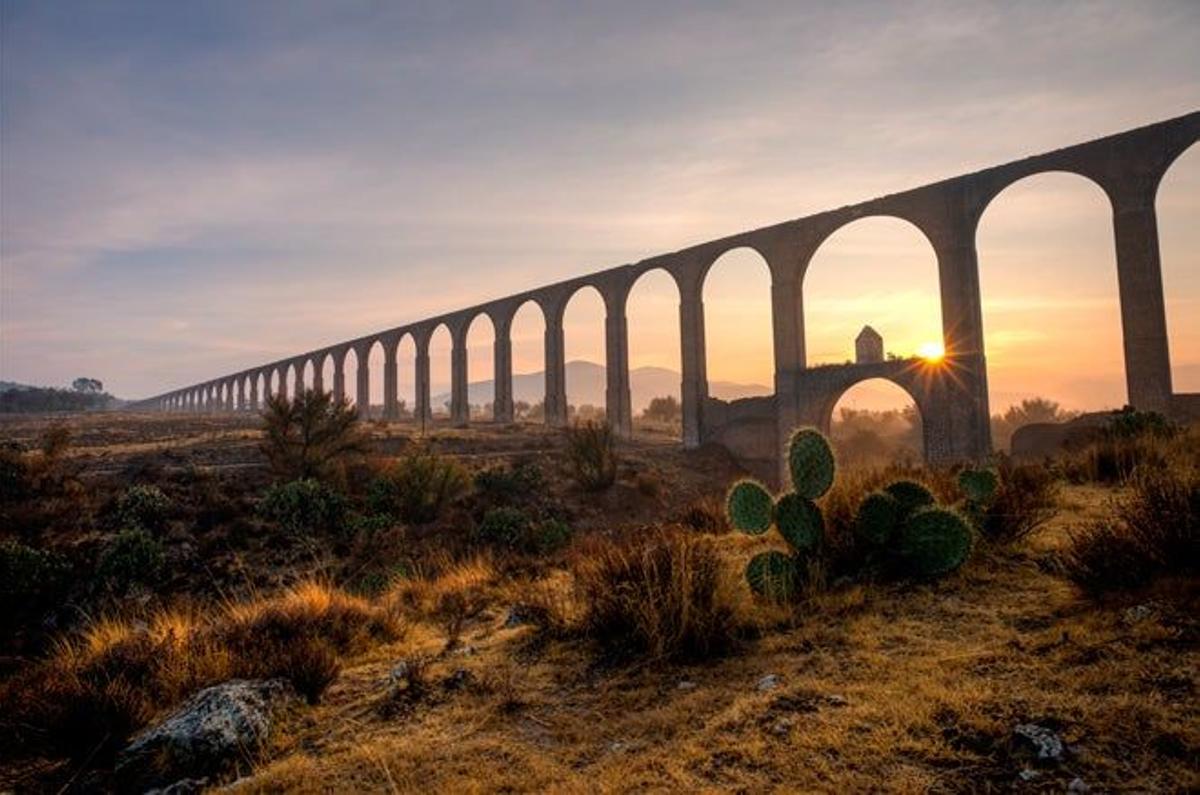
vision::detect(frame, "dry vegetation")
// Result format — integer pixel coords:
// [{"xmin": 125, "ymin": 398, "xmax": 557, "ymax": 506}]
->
[{"xmin": 0, "ymin": 405, "xmax": 1197, "ymax": 792}]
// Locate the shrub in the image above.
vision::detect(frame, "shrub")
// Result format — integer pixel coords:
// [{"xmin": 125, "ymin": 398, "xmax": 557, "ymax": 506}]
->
[
  {"xmin": 1060, "ymin": 463, "xmax": 1199, "ymax": 595},
  {"xmin": 258, "ymin": 478, "xmax": 347, "ymax": 536},
  {"xmin": 260, "ymin": 389, "xmax": 369, "ymax": 481},
  {"xmin": 97, "ymin": 529, "xmax": 166, "ymax": 592},
  {"xmin": 972, "ymin": 457, "xmax": 1058, "ymax": 545},
  {"xmin": 473, "ymin": 507, "xmax": 573, "ymax": 554},
  {"xmin": 116, "ymin": 484, "xmax": 173, "ymax": 532},
  {"xmin": 678, "ymin": 495, "xmax": 730, "ymax": 534},
  {"xmin": 565, "ymin": 420, "xmax": 617, "ymax": 491},
  {"xmin": 368, "ymin": 447, "xmax": 469, "ymax": 524},
  {"xmin": 572, "ymin": 527, "xmax": 739, "ymax": 661},
  {"xmin": 0, "ymin": 541, "xmax": 71, "ymax": 643},
  {"xmin": 473, "ymin": 461, "xmax": 543, "ymax": 504}
]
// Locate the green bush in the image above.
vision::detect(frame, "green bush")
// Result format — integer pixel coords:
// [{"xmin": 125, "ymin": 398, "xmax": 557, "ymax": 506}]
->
[
  {"xmin": 368, "ymin": 448, "xmax": 469, "ymax": 524},
  {"xmin": 97, "ymin": 529, "xmax": 165, "ymax": 591},
  {"xmin": 565, "ymin": 421, "xmax": 618, "ymax": 491},
  {"xmin": 473, "ymin": 507, "xmax": 573, "ymax": 554},
  {"xmin": 116, "ymin": 485, "xmax": 172, "ymax": 532},
  {"xmin": 0, "ymin": 541, "xmax": 70, "ymax": 616},
  {"xmin": 258, "ymin": 479, "xmax": 348, "ymax": 536},
  {"xmin": 259, "ymin": 389, "xmax": 369, "ymax": 481},
  {"xmin": 474, "ymin": 461, "xmax": 543, "ymax": 503}
]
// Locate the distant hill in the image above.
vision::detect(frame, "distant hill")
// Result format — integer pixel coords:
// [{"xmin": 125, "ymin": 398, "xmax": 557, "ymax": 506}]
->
[{"xmin": 432, "ymin": 360, "xmax": 771, "ymax": 412}]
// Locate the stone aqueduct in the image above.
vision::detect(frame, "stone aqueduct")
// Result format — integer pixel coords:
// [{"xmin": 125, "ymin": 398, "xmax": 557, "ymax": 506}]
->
[{"xmin": 132, "ymin": 112, "xmax": 1200, "ymax": 484}]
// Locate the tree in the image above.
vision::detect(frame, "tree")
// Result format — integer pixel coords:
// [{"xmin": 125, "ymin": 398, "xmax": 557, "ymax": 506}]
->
[
  {"xmin": 259, "ymin": 389, "xmax": 370, "ymax": 481},
  {"xmin": 641, "ymin": 395, "xmax": 681, "ymax": 423},
  {"xmin": 72, "ymin": 378, "xmax": 103, "ymax": 394}
]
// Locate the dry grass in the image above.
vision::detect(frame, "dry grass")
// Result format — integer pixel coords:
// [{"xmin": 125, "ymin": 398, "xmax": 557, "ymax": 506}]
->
[{"xmin": 0, "ymin": 582, "xmax": 403, "ymax": 765}]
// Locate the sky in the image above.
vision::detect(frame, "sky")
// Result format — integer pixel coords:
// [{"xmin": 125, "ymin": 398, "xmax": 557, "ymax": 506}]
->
[{"xmin": 2, "ymin": 0, "xmax": 1198, "ymax": 413}]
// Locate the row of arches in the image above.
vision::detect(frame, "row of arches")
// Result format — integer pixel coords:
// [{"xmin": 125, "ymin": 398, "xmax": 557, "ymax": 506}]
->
[{"xmin": 156, "ymin": 132, "xmax": 1199, "ymax": 461}]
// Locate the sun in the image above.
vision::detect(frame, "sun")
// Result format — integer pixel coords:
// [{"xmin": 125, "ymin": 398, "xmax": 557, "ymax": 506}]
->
[{"xmin": 917, "ymin": 341, "xmax": 945, "ymax": 362}]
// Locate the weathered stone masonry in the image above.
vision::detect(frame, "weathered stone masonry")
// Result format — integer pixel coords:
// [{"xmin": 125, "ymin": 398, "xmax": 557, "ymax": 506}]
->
[{"xmin": 136, "ymin": 113, "xmax": 1199, "ymax": 485}]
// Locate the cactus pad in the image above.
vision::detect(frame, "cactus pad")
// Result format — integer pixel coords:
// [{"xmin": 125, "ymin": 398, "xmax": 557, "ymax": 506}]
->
[
  {"xmin": 745, "ymin": 551, "xmax": 800, "ymax": 600},
  {"xmin": 854, "ymin": 490, "xmax": 901, "ymax": 546},
  {"xmin": 787, "ymin": 428, "xmax": 836, "ymax": 499},
  {"xmin": 895, "ymin": 506, "xmax": 973, "ymax": 578},
  {"xmin": 727, "ymin": 479, "xmax": 774, "ymax": 535},
  {"xmin": 774, "ymin": 493, "xmax": 823, "ymax": 553},
  {"xmin": 884, "ymin": 480, "xmax": 935, "ymax": 518},
  {"xmin": 958, "ymin": 467, "xmax": 998, "ymax": 504}
]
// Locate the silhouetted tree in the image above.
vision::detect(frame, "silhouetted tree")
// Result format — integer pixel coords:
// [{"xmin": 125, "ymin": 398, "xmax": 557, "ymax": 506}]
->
[
  {"xmin": 260, "ymin": 389, "xmax": 369, "ymax": 481},
  {"xmin": 641, "ymin": 395, "xmax": 681, "ymax": 423}
]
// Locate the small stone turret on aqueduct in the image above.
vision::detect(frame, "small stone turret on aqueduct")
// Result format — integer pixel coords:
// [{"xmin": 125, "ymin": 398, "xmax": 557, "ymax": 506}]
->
[{"xmin": 130, "ymin": 112, "xmax": 1200, "ymax": 485}]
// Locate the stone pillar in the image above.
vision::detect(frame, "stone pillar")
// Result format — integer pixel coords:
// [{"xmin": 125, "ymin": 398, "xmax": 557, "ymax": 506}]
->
[
  {"xmin": 415, "ymin": 342, "xmax": 433, "ymax": 424},
  {"xmin": 355, "ymin": 347, "xmax": 371, "ymax": 419},
  {"xmin": 450, "ymin": 328, "xmax": 469, "ymax": 426},
  {"xmin": 312, "ymin": 356, "xmax": 325, "ymax": 395},
  {"xmin": 679, "ymin": 278, "xmax": 708, "ymax": 448},
  {"xmin": 604, "ymin": 291, "xmax": 633, "ymax": 436},
  {"xmin": 333, "ymin": 353, "xmax": 346, "ymax": 404},
  {"xmin": 237, "ymin": 378, "xmax": 246, "ymax": 412},
  {"xmin": 935, "ymin": 216, "xmax": 992, "ymax": 460},
  {"xmin": 1110, "ymin": 184, "xmax": 1173, "ymax": 413},
  {"xmin": 383, "ymin": 343, "xmax": 399, "ymax": 420},
  {"xmin": 249, "ymin": 374, "xmax": 259, "ymax": 411},
  {"xmin": 493, "ymin": 317, "xmax": 514, "ymax": 423},
  {"xmin": 293, "ymin": 363, "xmax": 304, "ymax": 400},
  {"xmin": 544, "ymin": 305, "xmax": 568, "ymax": 426},
  {"xmin": 277, "ymin": 366, "xmax": 288, "ymax": 400}
]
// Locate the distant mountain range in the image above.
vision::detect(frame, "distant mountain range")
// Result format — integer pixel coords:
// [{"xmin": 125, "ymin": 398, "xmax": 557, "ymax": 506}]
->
[{"xmin": 431, "ymin": 360, "xmax": 771, "ymax": 412}]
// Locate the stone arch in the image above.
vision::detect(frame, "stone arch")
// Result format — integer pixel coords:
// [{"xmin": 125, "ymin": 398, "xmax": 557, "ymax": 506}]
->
[
  {"xmin": 977, "ymin": 170, "xmax": 1123, "ymax": 415},
  {"xmin": 825, "ymin": 377, "xmax": 924, "ymax": 466},
  {"xmin": 466, "ymin": 311, "xmax": 496, "ymax": 421},
  {"xmin": 1156, "ymin": 140, "xmax": 1200, "ymax": 393},
  {"xmin": 972, "ymin": 167, "xmax": 1112, "ymax": 229},
  {"xmin": 700, "ymin": 246, "xmax": 774, "ymax": 394},
  {"xmin": 626, "ymin": 266, "xmax": 682, "ymax": 437},
  {"xmin": 802, "ymin": 215, "xmax": 943, "ymax": 367},
  {"xmin": 561, "ymin": 283, "xmax": 607, "ymax": 419}
]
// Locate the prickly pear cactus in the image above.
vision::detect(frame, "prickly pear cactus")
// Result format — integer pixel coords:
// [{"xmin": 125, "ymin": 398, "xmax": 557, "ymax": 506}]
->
[
  {"xmin": 774, "ymin": 493, "xmax": 823, "ymax": 554},
  {"xmin": 958, "ymin": 467, "xmax": 998, "ymax": 504},
  {"xmin": 884, "ymin": 480, "xmax": 935, "ymax": 518},
  {"xmin": 727, "ymin": 479, "xmax": 774, "ymax": 535},
  {"xmin": 895, "ymin": 506, "xmax": 973, "ymax": 578},
  {"xmin": 745, "ymin": 550, "xmax": 800, "ymax": 600},
  {"xmin": 854, "ymin": 490, "xmax": 901, "ymax": 546},
  {"xmin": 788, "ymin": 428, "xmax": 835, "ymax": 500}
]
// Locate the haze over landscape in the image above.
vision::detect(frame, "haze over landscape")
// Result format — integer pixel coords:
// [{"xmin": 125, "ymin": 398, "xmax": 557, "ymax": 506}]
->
[{"xmin": 2, "ymin": 1, "xmax": 1199, "ymax": 414}]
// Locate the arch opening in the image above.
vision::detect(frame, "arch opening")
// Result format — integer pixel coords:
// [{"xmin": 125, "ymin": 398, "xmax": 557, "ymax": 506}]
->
[
  {"xmin": 510, "ymin": 300, "xmax": 545, "ymax": 423},
  {"xmin": 1157, "ymin": 141, "xmax": 1200, "ymax": 395},
  {"xmin": 467, "ymin": 313, "xmax": 496, "ymax": 421},
  {"xmin": 701, "ymin": 247, "xmax": 774, "ymax": 399},
  {"xmin": 341, "ymin": 348, "xmax": 359, "ymax": 411},
  {"xmin": 562, "ymin": 285, "xmax": 606, "ymax": 422},
  {"xmin": 429, "ymin": 324, "xmax": 453, "ymax": 419},
  {"xmin": 366, "ymin": 339, "xmax": 384, "ymax": 420},
  {"xmin": 396, "ymin": 335, "xmax": 416, "ymax": 420},
  {"xmin": 977, "ymin": 171, "xmax": 1119, "ymax": 449},
  {"xmin": 627, "ymin": 268, "xmax": 682, "ymax": 439},
  {"xmin": 827, "ymin": 378, "xmax": 923, "ymax": 468},
  {"xmin": 804, "ymin": 216, "xmax": 942, "ymax": 367}
]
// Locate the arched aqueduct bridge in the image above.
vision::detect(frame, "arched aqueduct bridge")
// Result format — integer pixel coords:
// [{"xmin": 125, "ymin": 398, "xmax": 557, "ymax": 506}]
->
[{"xmin": 132, "ymin": 112, "xmax": 1200, "ymax": 484}]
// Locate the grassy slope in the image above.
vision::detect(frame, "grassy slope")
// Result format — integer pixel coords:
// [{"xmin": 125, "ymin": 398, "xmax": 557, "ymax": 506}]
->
[{"xmin": 241, "ymin": 488, "xmax": 1197, "ymax": 793}]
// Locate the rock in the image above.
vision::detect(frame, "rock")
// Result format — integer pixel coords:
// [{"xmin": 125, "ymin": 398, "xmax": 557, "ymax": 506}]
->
[
  {"xmin": 676, "ymin": 680, "xmax": 697, "ymax": 691},
  {"xmin": 1122, "ymin": 603, "xmax": 1157, "ymax": 625},
  {"xmin": 756, "ymin": 674, "xmax": 780, "ymax": 692},
  {"xmin": 443, "ymin": 668, "xmax": 473, "ymax": 691},
  {"xmin": 1011, "ymin": 723, "xmax": 1065, "ymax": 764},
  {"xmin": 116, "ymin": 679, "xmax": 295, "ymax": 792},
  {"xmin": 1017, "ymin": 768, "xmax": 1040, "ymax": 782},
  {"xmin": 453, "ymin": 644, "xmax": 478, "ymax": 657},
  {"xmin": 504, "ymin": 605, "xmax": 536, "ymax": 628},
  {"xmin": 825, "ymin": 694, "xmax": 848, "ymax": 707},
  {"xmin": 1068, "ymin": 777, "xmax": 1090, "ymax": 793},
  {"xmin": 389, "ymin": 660, "xmax": 410, "ymax": 684},
  {"xmin": 770, "ymin": 717, "xmax": 793, "ymax": 736}
]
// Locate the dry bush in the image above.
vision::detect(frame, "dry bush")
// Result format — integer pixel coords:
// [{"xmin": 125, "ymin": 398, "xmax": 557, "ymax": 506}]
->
[
  {"xmin": 677, "ymin": 494, "xmax": 730, "ymax": 534},
  {"xmin": 388, "ymin": 554, "xmax": 498, "ymax": 644},
  {"xmin": 565, "ymin": 420, "xmax": 617, "ymax": 491},
  {"xmin": 368, "ymin": 446, "xmax": 469, "ymax": 523},
  {"xmin": 1060, "ymin": 462, "xmax": 1199, "ymax": 595},
  {"xmin": 975, "ymin": 456, "xmax": 1059, "ymax": 546},
  {"xmin": 0, "ymin": 582, "xmax": 402, "ymax": 763},
  {"xmin": 570, "ymin": 527, "xmax": 742, "ymax": 661}
]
